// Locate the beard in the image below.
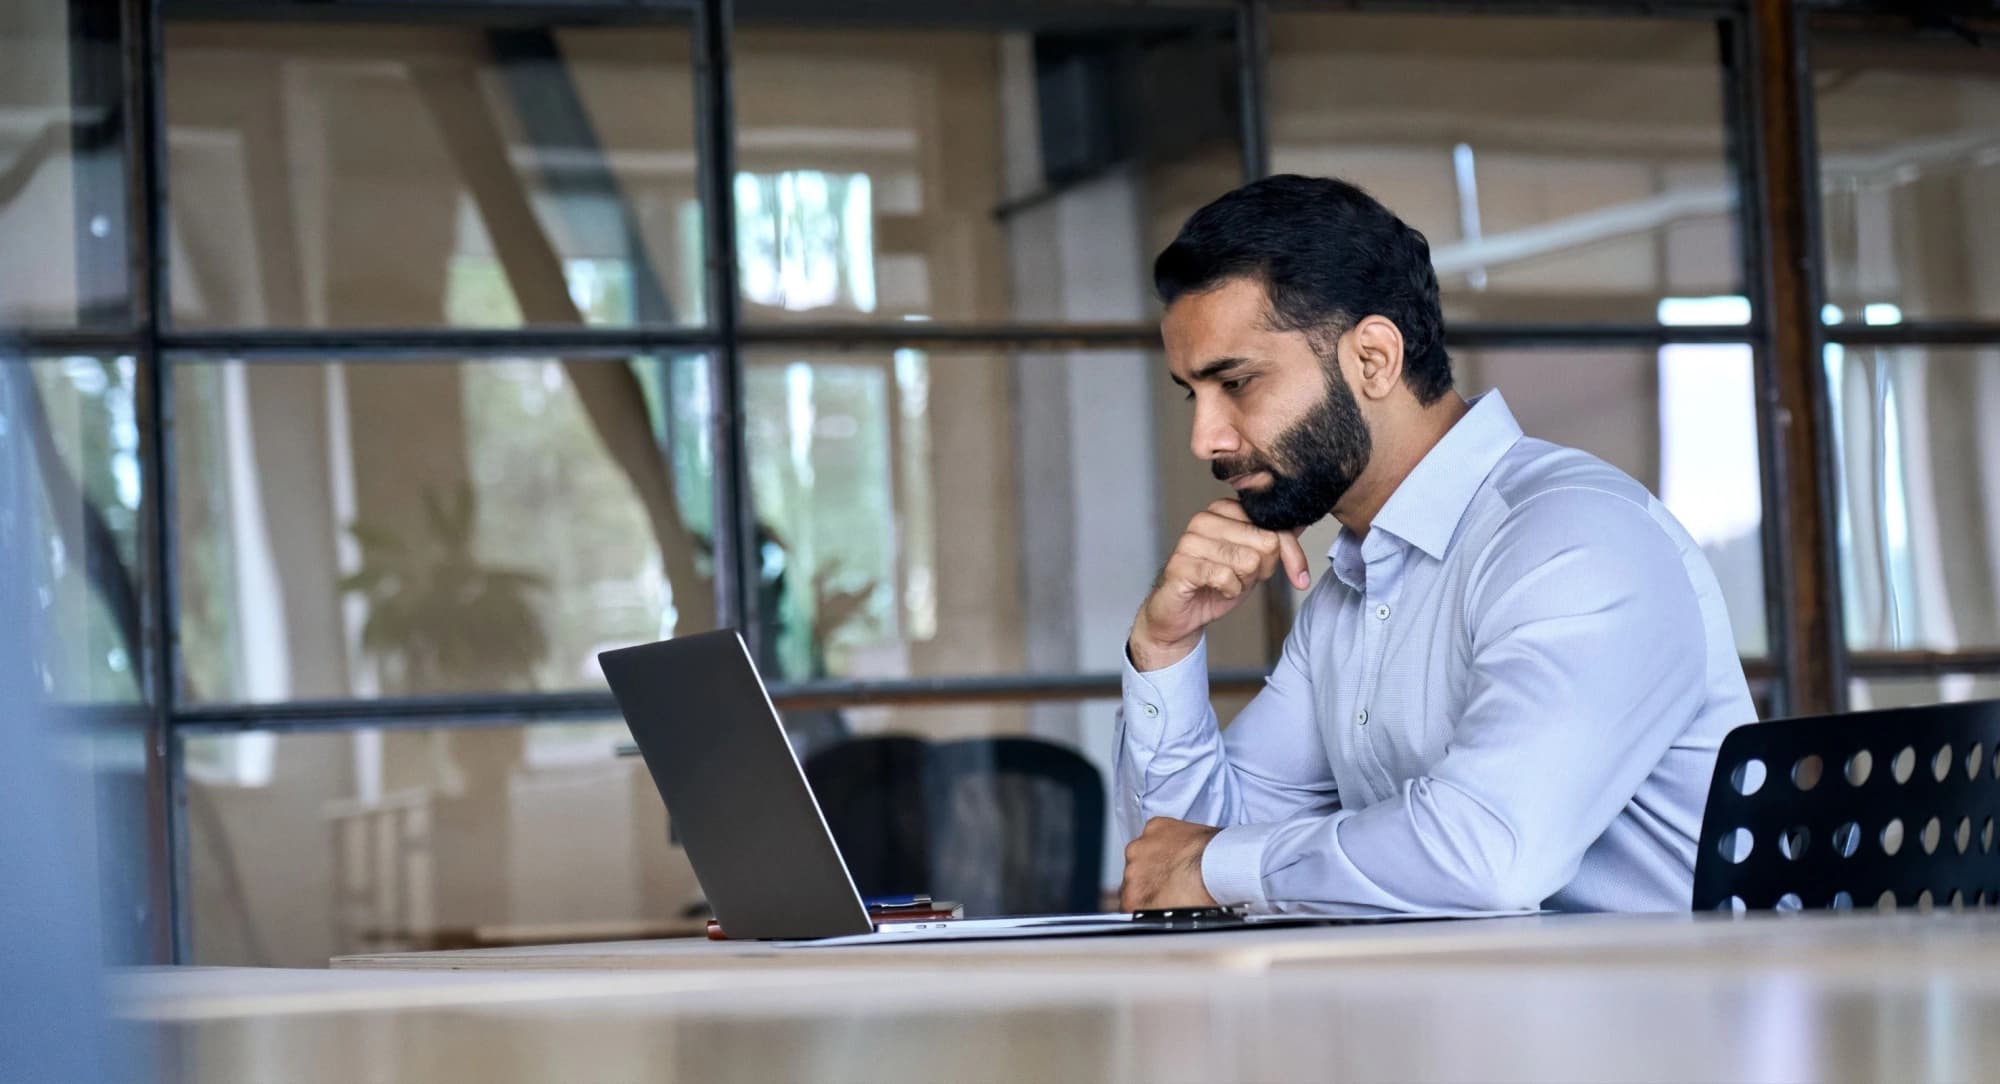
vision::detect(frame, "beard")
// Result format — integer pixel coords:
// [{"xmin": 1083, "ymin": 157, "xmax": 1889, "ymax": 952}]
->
[{"xmin": 1211, "ymin": 361, "xmax": 1372, "ymax": 533}]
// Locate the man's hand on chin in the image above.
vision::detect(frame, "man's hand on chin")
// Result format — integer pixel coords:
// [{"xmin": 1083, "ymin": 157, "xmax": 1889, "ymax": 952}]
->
[{"xmin": 1119, "ymin": 816, "xmax": 1223, "ymax": 911}]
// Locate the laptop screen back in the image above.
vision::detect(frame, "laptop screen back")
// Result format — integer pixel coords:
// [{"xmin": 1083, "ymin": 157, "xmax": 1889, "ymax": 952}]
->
[{"xmin": 599, "ymin": 630, "xmax": 873, "ymax": 939}]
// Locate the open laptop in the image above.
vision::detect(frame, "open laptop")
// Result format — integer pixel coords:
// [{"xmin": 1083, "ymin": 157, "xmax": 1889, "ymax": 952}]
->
[{"xmin": 599, "ymin": 629, "xmax": 1267, "ymax": 943}]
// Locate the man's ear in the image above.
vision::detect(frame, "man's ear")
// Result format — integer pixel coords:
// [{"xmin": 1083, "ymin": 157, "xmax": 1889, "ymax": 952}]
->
[{"xmin": 1350, "ymin": 316, "xmax": 1406, "ymax": 402}]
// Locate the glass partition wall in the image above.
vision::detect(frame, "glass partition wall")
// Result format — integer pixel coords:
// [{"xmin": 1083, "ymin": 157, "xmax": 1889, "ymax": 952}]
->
[{"xmin": 5, "ymin": 0, "xmax": 1994, "ymax": 964}]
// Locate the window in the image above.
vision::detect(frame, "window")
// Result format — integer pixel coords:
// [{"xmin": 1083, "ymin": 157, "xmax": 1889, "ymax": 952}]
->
[
  {"xmin": 186, "ymin": 699, "xmax": 1141, "ymax": 966},
  {"xmin": 24, "ymin": 0, "xmax": 1946, "ymax": 964},
  {"xmin": 1438, "ymin": 341, "xmax": 1770, "ymax": 657},
  {"xmin": 173, "ymin": 355, "xmax": 714, "ymax": 702},
  {"xmin": 744, "ymin": 348, "xmax": 1274, "ymax": 683},
  {"xmin": 163, "ymin": 23, "xmax": 702, "ymax": 330},
  {"xmin": 1851, "ymin": 674, "xmax": 2000, "ymax": 713},
  {"xmin": 1269, "ymin": 14, "xmax": 1741, "ymax": 326},
  {"xmin": 1812, "ymin": 13, "xmax": 2000, "ymax": 696},
  {"xmin": 0, "ymin": 0, "xmax": 128, "ymax": 326},
  {"xmin": 1826, "ymin": 346, "xmax": 2000, "ymax": 652},
  {"xmin": 733, "ymin": 23, "xmax": 1242, "ymax": 326},
  {"xmin": 16, "ymin": 357, "xmax": 146, "ymax": 702},
  {"xmin": 735, "ymin": 170, "xmax": 877, "ymax": 315},
  {"xmin": 1814, "ymin": 22, "xmax": 2000, "ymax": 324},
  {"xmin": 184, "ymin": 720, "xmax": 688, "ymax": 966}
]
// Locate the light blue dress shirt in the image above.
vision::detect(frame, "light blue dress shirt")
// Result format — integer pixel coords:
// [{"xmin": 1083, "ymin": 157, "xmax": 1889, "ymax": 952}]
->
[{"xmin": 1117, "ymin": 391, "xmax": 1756, "ymax": 913}]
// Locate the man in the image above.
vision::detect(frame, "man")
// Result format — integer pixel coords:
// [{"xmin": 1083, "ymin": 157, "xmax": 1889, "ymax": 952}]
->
[{"xmin": 1116, "ymin": 175, "xmax": 1755, "ymax": 915}]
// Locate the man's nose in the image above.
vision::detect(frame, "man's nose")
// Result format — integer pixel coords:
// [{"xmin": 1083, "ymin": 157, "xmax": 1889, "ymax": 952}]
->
[{"xmin": 1190, "ymin": 402, "xmax": 1241, "ymax": 462}]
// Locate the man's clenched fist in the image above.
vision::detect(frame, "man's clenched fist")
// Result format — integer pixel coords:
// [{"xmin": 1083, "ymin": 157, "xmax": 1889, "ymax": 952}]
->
[
  {"xmin": 1128, "ymin": 499, "xmax": 1310, "ymax": 671},
  {"xmin": 1120, "ymin": 816, "xmax": 1223, "ymax": 911}
]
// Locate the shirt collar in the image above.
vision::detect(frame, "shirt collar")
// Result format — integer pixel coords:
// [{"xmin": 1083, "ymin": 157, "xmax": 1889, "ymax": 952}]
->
[{"xmin": 1357, "ymin": 390, "xmax": 1525, "ymax": 563}]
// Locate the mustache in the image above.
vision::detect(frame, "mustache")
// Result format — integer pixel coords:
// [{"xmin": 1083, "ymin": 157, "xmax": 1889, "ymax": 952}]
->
[{"xmin": 1212, "ymin": 456, "xmax": 1276, "ymax": 482}]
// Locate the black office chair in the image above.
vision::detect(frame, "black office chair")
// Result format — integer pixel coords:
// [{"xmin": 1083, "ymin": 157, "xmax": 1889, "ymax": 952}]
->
[
  {"xmin": 803, "ymin": 735, "xmax": 932, "ymax": 900},
  {"xmin": 802, "ymin": 735, "xmax": 1106, "ymax": 916},
  {"xmin": 1693, "ymin": 698, "xmax": 2000, "ymax": 913},
  {"xmin": 924, "ymin": 738, "xmax": 1106, "ymax": 917}
]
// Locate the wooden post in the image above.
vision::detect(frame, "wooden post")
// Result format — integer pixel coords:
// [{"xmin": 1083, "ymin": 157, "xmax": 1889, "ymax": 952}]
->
[{"xmin": 1748, "ymin": 0, "xmax": 1845, "ymax": 715}]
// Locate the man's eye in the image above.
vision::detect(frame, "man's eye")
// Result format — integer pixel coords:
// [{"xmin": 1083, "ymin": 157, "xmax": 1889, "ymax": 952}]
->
[
  {"xmin": 1222, "ymin": 377, "xmax": 1251, "ymax": 394},
  {"xmin": 1182, "ymin": 389, "xmax": 1195, "ymax": 403}
]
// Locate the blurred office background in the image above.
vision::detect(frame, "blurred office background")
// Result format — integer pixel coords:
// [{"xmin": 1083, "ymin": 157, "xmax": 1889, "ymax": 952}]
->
[{"xmin": 3, "ymin": 0, "xmax": 1996, "ymax": 967}]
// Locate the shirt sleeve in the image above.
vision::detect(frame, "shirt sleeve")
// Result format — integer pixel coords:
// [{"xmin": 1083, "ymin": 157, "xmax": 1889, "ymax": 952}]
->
[
  {"xmin": 1231, "ymin": 490, "xmax": 1710, "ymax": 913},
  {"xmin": 1115, "ymin": 587, "xmax": 1342, "ymax": 866}
]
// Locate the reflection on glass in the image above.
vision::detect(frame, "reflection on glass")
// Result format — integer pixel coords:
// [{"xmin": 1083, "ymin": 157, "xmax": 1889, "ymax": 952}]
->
[
  {"xmin": 9, "ymin": 359, "xmax": 146, "ymax": 702},
  {"xmin": 732, "ymin": 25, "xmax": 1242, "ymax": 325},
  {"xmin": 0, "ymin": 0, "xmax": 128, "ymax": 325},
  {"xmin": 184, "ymin": 722, "xmax": 698, "ymax": 966},
  {"xmin": 743, "ymin": 348, "xmax": 1271, "ymax": 684},
  {"xmin": 1391, "ymin": 344, "xmax": 1770, "ymax": 658},
  {"xmin": 174, "ymin": 356, "xmax": 713, "ymax": 703},
  {"xmin": 1826, "ymin": 346, "xmax": 2000, "ymax": 652},
  {"xmin": 1851, "ymin": 675, "xmax": 2000, "ymax": 712},
  {"xmin": 7, "ymin": 357, "xmax": 155, "ymax": 962},
  {"xmin": 1655, "ymin": 299, "xmax": 1764, "ymax": 657},
  {"xmin": 1813, "ymin": 24, "xmax": 2000, "ymax": 323},
  {"xmin": 183, "ymin": 697, "xmax": 1146, "ymax": 963},
  {"xmin": 736, "ymin": 171, "xmax": 876, "ymax": 314},
  {"xmin": 1268, "ymin": 14, "xmax": 1740, "ymax": 324},
  {"xmin": 163, "ymin": 23, "xmax": 701, "ymax": 329},
  {"xmin": 747, "ymin": 356, "xmax": 901, "ymax": 681}
]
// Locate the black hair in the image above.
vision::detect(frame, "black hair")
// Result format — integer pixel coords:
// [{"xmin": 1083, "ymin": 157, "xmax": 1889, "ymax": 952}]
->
[{"xmin": 1153, "ymin": 174, "xmax": 1452, "ymax": 405}]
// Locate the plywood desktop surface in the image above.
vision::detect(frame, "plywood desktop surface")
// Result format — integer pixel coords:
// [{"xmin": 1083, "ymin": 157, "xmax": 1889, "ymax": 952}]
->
[{"xmin": 125, "ymin": 912, "xmax": 2000, "ymax": 1084}]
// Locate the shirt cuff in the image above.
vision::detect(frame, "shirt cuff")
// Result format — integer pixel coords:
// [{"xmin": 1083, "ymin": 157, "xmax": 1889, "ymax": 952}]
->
[
  {"xmin": 1120, "ymin": 635, "xmax": 1210, "ymax": 756},
  {"xmin": 1201, "ymin": 821, "xmax": 1279, "ymax": 911}
]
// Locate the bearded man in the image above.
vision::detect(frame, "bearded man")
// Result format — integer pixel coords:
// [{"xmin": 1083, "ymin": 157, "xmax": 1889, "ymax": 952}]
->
[{"xmin": 1116, "ymin": 175, "xmax": 1755, "ymax": 915}]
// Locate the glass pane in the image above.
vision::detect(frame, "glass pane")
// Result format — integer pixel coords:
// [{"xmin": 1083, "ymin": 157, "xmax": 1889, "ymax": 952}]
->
[
  {"xmin": 51, "ymin": 702, "xmax": 157, "ymax": 964},
  {"xmin": 741, "ymin": 348, "xmax": 1271, "ymax": 685},
  {"xmin": 4, "ymin": 358, "xmax": 147, "ymax": 702},
  {"xmin": 163, "ymin": 23, "xmax": 702, "ymax": 329},
  {"xmin": 1268, "ymin": 14, "xmax": 1741, "ymax": 325},
  {"xmin": 185, "ymin": 721, "xmax": 699, "ymax": 966},
  {"xmin": 0, "ymin": 0, "xmax": 130, "ymax": 326},
  {"xmin": 184, "ymin": 698, "xmax": 1152, "ymax": 964},
  {"xmin": 1851, "ymin": 674, "xmax": 2000, "ymax": 712},
  {"xmin": 5, "ymin": 356, "xmax": 155, "ymax": 959},
  {"xmin": 1813, "ymin": 22, "xmax": 2000, "ymax": 324},
  {"xmin": 173, "ymin": 355, "xmax": 715, "ymax": 703},
  {"xmin": 733, "ymin": 22, "xmax": 1242, "ymax": 325},
  {"xmin": 1828, "ymin": 345, "xmax": 2000, "ymax": 652},
  {"xmin": 1295, "ymin": 344, "xmax": 1769, "ymax": 657}
]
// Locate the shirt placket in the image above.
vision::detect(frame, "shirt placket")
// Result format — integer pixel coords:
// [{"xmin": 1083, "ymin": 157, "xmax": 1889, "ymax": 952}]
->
[{"xmin": 1349, "ymin": 539, "xmax": 1404, "ymax": 799}]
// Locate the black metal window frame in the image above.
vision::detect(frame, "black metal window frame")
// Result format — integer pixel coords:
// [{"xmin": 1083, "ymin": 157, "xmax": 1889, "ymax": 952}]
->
[{"xmin": 9, "ymin": 0, "xmax": 1999, "ymax": 961}]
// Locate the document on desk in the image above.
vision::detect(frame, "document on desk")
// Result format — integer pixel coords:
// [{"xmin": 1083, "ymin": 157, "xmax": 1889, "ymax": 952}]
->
[{"xmin": 775, "ymin": 908, "xmax": 1540, "ymax": 948}]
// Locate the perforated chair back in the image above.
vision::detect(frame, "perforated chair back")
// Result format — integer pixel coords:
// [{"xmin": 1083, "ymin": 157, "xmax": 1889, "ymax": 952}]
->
[{"xmin": 1693, "ymin": 699, "xmax": 2000, "ymax": 913}]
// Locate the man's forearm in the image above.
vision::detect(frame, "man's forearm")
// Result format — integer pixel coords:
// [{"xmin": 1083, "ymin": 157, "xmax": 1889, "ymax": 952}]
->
[{"xmin": 1118, "ymin": 636, "xmax": 1237, "ymax": 835}]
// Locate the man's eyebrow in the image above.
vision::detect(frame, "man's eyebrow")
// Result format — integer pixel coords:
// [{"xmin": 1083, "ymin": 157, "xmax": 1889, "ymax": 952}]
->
[{"xmin": 1176, "ymin": 360, "xmax": 1256, "ymax": 388}]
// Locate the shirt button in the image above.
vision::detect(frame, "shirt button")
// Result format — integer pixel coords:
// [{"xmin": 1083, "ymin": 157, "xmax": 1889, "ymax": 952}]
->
[
  {"xmin": 1356, "ymin": 708, "xmax": 1369, "ymax": 726},
  {"xmin": 1375, "ymin": 604, "xmax": 1391, "ymax": 620},
  {"xmin": 1143, "ymin": 704, "xmax": 1158, "ymax": 718}
]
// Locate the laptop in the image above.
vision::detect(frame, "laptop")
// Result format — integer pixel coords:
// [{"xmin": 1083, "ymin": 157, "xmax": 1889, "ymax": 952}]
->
[{"xmin": 600, "ymin": 629, "xmax": 1264, "ymax": 943}]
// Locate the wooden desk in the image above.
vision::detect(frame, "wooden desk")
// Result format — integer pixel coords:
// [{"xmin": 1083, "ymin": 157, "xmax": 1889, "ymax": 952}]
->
[
  {"xmin": 349, "ymin": 917, "xmax": 711, "ymax": 953},
  {"xmin": 121, "ymin": 912, "xmax": 2000, "ymax": 1083}
]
